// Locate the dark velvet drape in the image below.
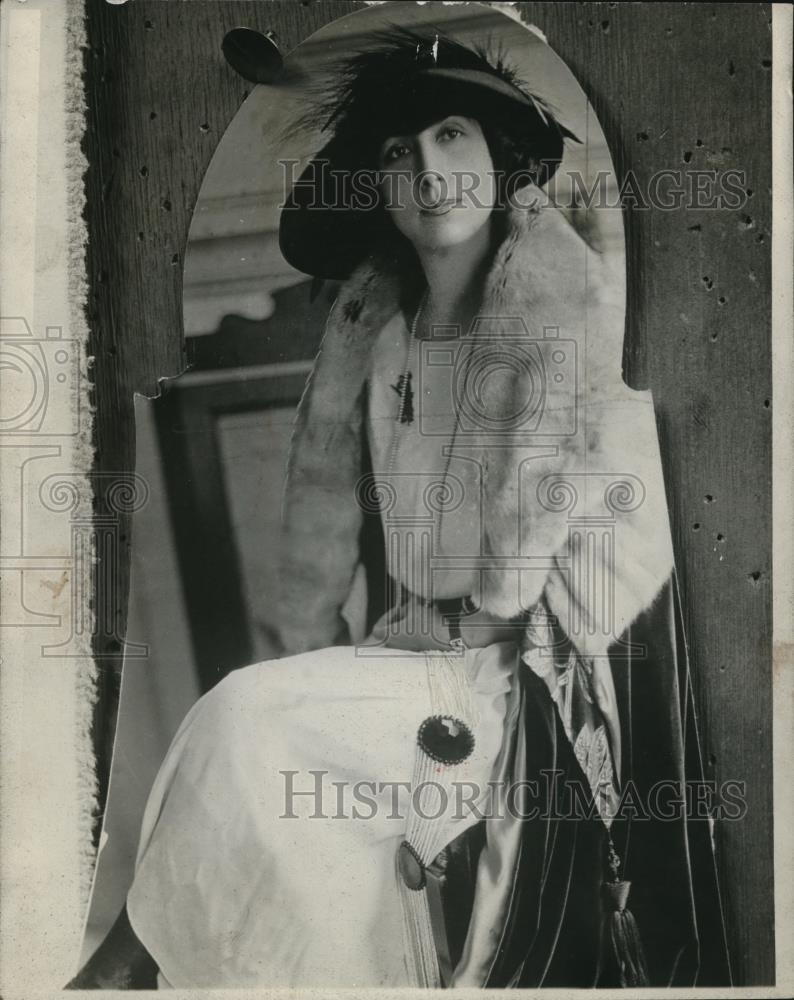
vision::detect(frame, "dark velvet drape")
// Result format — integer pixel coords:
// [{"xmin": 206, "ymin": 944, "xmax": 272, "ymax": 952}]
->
[{"xmin": 436, "ymin": 574, "xmax": 732, "ymax": 988}]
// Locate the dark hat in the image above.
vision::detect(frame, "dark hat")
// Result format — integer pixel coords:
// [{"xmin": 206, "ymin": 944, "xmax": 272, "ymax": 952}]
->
[{"xmin": 279, "ymin": 29, "xmax": 578, "ymax": 280}]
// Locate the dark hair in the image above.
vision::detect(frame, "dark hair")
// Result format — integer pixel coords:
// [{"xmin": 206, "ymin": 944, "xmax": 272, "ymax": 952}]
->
[{"xmin": 480, "ymin": 121, "xmax": 544, "ymax": 205}]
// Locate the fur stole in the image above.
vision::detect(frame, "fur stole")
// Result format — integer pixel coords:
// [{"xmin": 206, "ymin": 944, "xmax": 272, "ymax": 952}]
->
[{"xmin": 277, "ymin": 193, "xmax": 674, "ymax": 662}]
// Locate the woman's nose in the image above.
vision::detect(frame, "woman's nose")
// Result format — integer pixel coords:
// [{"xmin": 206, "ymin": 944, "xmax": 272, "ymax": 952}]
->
[
  {"xmin": 413, "ymin": 137, "xmax": 449, "ymax": 205},
  {"xmin": 417, "ymin": 168, "xmax": 446, "ymax": 206}
]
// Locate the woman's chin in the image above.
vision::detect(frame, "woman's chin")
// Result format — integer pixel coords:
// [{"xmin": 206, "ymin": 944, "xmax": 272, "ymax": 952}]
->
[{"xmin": 413, "ymin": 213, "xmax": 492, "ymax": 252}]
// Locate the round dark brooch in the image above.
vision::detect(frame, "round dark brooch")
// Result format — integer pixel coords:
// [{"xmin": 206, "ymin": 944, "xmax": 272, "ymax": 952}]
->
[{"xmin": 416, "ymin": 715, "xmax": 475, "ymax": 766}]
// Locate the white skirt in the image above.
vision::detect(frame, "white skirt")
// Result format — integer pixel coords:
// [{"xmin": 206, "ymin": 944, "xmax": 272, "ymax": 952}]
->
[{"xmin": 126, "ymin": 642, "xmax": 518, "ymax": 988}]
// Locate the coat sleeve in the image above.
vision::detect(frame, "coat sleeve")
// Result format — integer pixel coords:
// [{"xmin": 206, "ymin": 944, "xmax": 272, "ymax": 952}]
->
[
  {"xmin": 275, "ymin": 364, "xmax": 366, "ymax": 656},
  {"xmin": 273, "ymin": 262, "xmax": 401, "ymax": 657}
]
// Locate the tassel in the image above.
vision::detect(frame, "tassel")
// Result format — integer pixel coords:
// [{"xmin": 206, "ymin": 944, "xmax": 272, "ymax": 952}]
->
[{"xmin": 599, "ymin": 841, "xmax": 649, "ymax": 987}]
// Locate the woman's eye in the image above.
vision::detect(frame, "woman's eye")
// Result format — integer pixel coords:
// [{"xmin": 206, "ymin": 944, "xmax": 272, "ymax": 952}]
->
[
  {"xmin": 439, "ymin": 126, "xmax": 463, "ymax": 142},
  {"xmin": 382, "ymin": 143, "xmax": 410, "ymax": 164}
]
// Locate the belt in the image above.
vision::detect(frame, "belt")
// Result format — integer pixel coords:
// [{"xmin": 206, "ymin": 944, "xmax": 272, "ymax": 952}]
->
[{"xmin": 435, "ymin": 595, "xmax": 480, "ymax": 651}]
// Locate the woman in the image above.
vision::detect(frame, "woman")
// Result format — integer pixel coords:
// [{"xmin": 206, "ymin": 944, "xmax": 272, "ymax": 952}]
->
[{"xmin": 70, "ymin": 29, "xmax": 731, "ymax": 989}]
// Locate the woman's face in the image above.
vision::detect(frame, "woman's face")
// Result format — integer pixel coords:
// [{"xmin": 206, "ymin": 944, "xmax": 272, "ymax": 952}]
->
[{"xmin": 377, "ymin": 115, "xmax": 496, "ymax": 253}]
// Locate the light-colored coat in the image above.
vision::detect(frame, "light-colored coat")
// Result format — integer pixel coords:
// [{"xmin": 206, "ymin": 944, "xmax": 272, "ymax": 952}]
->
[{"xmin": 277, "ymin": 193, "xmax": 674, "ymax": 676}]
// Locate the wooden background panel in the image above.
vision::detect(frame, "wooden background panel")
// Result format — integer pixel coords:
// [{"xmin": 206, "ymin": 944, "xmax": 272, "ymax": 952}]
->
[
  {"xmin": 522, "ymin": 4, "xmax": 773, "ymax": 985},
  {"xmin": 83, "ymin": 0, "xmax": 773, "ymax": 984},
  {"xmin": 83, "ymin": 0, "xmax": 360, "ymax": 848}
]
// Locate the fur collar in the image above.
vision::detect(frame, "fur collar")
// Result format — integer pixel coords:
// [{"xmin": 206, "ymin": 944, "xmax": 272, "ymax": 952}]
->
[{"xmin": 278, "ymin": 196, "xmax": 674, "ymax": 660}]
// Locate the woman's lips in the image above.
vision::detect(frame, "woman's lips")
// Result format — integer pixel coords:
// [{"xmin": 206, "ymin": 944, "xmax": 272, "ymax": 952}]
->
[{"xmin": 420, "ymin": 199, "xmax": 462, "ymax": 216}]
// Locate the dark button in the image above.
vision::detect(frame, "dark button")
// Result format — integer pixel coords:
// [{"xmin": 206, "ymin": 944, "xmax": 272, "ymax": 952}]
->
[
  {"xmin": 417, "ymin": 715, "xmax": 475, "ymax": 766},
  {"xmin": 397, "ymin": 840, "xmax": 426, "ymax": 891}
]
